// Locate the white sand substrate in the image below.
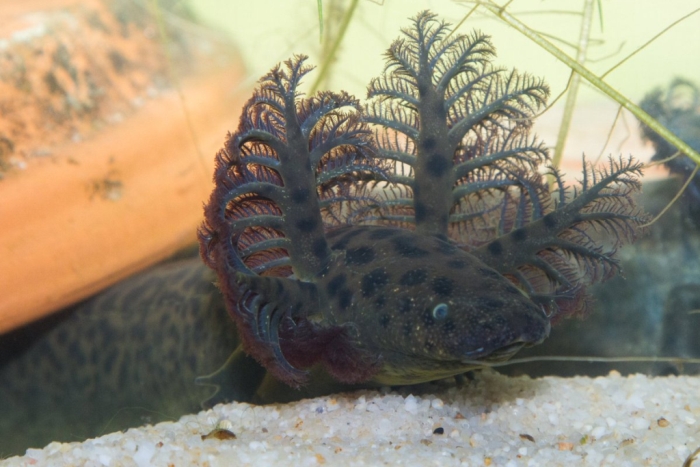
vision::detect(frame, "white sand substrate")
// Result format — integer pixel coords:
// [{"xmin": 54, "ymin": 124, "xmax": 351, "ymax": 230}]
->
[{"xmin": 2, "ymin": 370, "xmax": 699, "ymax": 467}]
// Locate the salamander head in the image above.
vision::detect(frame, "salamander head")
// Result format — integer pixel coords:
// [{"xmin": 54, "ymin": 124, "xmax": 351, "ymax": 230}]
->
[{"xmin": 321, "ymin": 226, "xmax": 551, "ymax": 385}]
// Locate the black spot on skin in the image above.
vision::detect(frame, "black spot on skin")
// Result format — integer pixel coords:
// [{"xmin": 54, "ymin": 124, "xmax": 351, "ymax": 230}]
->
[
  {"xmin": 422, "ymin": 309, "xmax": 435, "ymax": 326},
  {"xmin": 487, "ymin": 240, "xmax": 503, "ymax": 256},
  {"xmin": 479, "ymin": 267, "xmax": 502, "ymax": 280},
  {"xmin": 392, "ymin": 236, "xmax": 429, "ymax": 258},
  {"xmin": 379, "ymin": 314, "xmax": 391, "ymax": 328},
  {"xmin": 512, "ymin": 228, "xmax": 527, "ymax": 242},
  {"xmin": 543, "ymin": 213, "xmax": 557, "ymax": 229},
  {"xmin": 414, "ymin": 201, "xmax": 427, "ymax": 223},
  {"xmin": 368, "ymin": 228, "xmax": 398, "ymax": 240},
  {"xmin": 361, "ymin": 267, "xmax": 389, "ymax": 297},
  {"xmin": 422, "ymin": 137, "xmax": 436, "ymax": 151},
  {"xmin": 375, "ymin": 294, "xmax": 386, "ymax": 308},
  {"xmin": 398, "ymin": 297, "xmax": 412, "ymax": 313},
  {"xmin": 290, "ymin": 187, "xmax": 310, "ymax": 204},
  {"xmin": 345, "ymin": 246, "xmax": 376, "ymax": 266},
  {"xmin": 443, "ymin": 318, "xmax": 456, "ymax": 333},
  {"xmin": 296, "ymin": 216, "xmax": 318, "ymax": 233},
  {"xmin": 425, "ymin": 340, "xmax": 435, "ymax": 351},
  {"xmin": 399, "ymin": 268, "xmax": 428, "ymax": 286},
  {"xmin": 432, "ymin": 276, "xmax": 454, "ymax": 297},
  {"xmin": 426, "ymin": 153, "xmax": 449, "ymax": 177},
  {"xmin": 326, "ymin": 274, "xmax": 347, "ymax": 297},
  {"xmin": 312, "ymin": 237, "xmax": 328, "ymax": 259},
  {"xmin": 338, "ymin": 289, "xmax": 353, "ymax": 311},
  {"xmin": 433, "ymin": 427, "xmax": 444, "ymax": 435},
  {"xmin": 448, "ymin": 259, "xmax": 466, "ymax": 269}
]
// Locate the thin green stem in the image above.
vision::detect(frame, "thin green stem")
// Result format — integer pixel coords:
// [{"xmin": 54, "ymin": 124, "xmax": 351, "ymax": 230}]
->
[
  {"xmin": 601, "ymin": 6, "xmax": 700, "ymax": 79},
  {"xmin": 593, "ymin": 104, "xmax": 623, "ymax": 165},
  {"xmin": 476, "ymin": 0, "xmax": 700, "ymax": 168},
  {"xmin": 640, "ymin": 163, "xmax": 700, "ymax": 227},
  {"xmin": 149, "ymin": 0, "xmax": 207, "ymax": 182},
  {"xmin": 317, "ymin": 0, "xmax": 324, "ymax": 42},
  {"xmin": 551, "ymin": 0, "xmax": 595, "ymax": 171},
  {"xmin": 310, "ymin": 0, "xmax": 359, "ymax": 93},
  {"xmin": 463, "ymin": 355, "xmax": 700, "ymax": 368}
]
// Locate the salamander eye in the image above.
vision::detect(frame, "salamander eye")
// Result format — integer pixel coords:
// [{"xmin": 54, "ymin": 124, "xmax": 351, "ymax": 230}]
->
[{"xmin": 432, "ymin": 303, "xmax": 449, "ymax": 320}]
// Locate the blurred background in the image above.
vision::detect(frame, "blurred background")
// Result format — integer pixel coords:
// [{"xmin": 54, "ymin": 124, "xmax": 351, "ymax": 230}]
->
[{"xmin": 190, "ymin": 0, "xmax": 700, "ymax": 166}]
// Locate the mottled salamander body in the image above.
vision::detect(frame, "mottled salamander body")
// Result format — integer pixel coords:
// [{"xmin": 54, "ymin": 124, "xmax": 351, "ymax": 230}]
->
[{"xmin": 319, "ymin": 225, "xmax": 548, "ymax": 384}]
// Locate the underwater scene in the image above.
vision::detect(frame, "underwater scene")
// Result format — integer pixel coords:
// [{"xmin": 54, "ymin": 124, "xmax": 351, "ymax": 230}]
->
[{"xmin": 1, "ymin": 0, "xmax": 699, "ymax": 463}]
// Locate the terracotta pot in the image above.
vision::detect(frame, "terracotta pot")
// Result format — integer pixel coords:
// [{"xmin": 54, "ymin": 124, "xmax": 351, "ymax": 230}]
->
[{"xmin": 0, "ymin": 0, "xmax": 248, "ymax": 333}]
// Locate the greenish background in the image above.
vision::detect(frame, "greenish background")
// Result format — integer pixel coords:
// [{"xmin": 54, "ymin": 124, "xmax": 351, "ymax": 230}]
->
[{"xmin": 188, "ymin": 1, "xmax": 700, "ymax": 105}]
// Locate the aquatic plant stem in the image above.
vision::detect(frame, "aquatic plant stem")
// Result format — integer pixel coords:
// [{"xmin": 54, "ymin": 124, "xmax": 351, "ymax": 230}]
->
[
  {"xmin": 551, "ymin": 0, "xmax": 594, "ymax": 172},
  {"xmin": 310, "ymin": 0, "xmax": 359, "ymax": 93},
  {"xmin": 683, "ymin": 447, "xmax": 700, "ymax": 467},
  {"xmin": 149, "ymin": 0, "xmax": 208, "ymax": 182},
  {"xmin": 640, "ymin": 163, "xmax": 700, "ymax": 227},
  {"xmin": 317, "ymin": 0, "xmax": 324, "ymax": 42},
  {"xmin": 474, "ymin": 0, "xmax": 700, "ymax": 168},
  {"xmin": 465, "ymin": 355, "xmax": 700, "ymax": 368}
]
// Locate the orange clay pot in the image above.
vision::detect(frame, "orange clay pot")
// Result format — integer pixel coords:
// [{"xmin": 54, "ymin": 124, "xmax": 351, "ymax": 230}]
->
[{"xmin": 0, "ymin": 0, "xmax": 248, "ymax": 333}]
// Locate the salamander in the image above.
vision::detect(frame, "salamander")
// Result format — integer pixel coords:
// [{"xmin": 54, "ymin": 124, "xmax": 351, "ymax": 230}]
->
[{"xmin": 198, "ymin": 11, "xmax": 648, "ymax": 390}]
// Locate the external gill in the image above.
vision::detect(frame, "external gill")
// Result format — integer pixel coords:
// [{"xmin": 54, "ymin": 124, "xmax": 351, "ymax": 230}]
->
[
  {"xmin": 359, "ymin": 11, "xmax": 648, "ymax": 321},
  {"xmin": 473, "ymin": 156, "xmax": 650, "ymax": 318},
  {"xmin": 199, "ymin": 55, "xmax": 385, "ymax": 386},
  {"xmin": 235, "ymin": 273, "xmax": 320, "ymax": 379},
  {"xmin": 363, "ymin": 11, "xmax": 549, "ymax": 238}
]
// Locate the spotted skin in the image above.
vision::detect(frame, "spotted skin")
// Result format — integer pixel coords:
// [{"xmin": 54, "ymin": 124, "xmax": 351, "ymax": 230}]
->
[{"xmin": 319, "ymin": 225, "xmax": 549, "ymax": 385}]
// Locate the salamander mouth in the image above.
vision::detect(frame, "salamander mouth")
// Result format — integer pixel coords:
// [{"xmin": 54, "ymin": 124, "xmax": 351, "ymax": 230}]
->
[
  {"xmin": 484, "ymin": 341, "xmax": 526, "ymax": 362},
  {"xmin": 461, "ymin": 340, "xmax": 526, "ymax": 363}
]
